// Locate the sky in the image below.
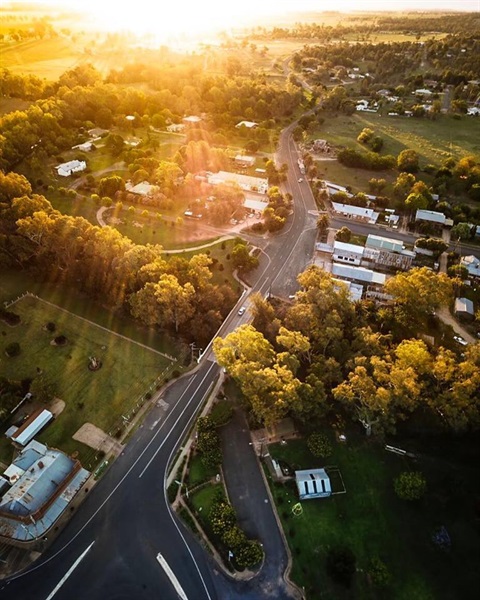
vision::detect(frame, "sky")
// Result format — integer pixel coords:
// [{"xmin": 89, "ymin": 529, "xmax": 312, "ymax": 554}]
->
[{"xmin": 5, "ymin": 0, "xmax": 480, "ymax": 38}]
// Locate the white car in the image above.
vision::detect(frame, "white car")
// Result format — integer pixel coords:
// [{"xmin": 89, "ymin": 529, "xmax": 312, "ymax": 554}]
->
[
  {"xmin": 238, "ymin": 306, "xmax": 246, "ymax": 316},
  {"xmin": 453, "ymin": 335, "xmax": 468, "ymax": 346},
  {"xmin": 298, "ymin": 178, "xmax": 303, "ymax": 183}
]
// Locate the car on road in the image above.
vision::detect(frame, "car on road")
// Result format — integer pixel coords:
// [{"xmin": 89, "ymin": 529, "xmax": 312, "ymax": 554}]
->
[
  {"xmin": 453, "ymin": 335, "xmax": 468, "ymax": 346},
  {"xmin": 298, "ymin": 178, "xmax": 303, "ymax": 183},
  {"xmin": 238, "ymin": 306, "xmax": 246, "ymax": 316}
]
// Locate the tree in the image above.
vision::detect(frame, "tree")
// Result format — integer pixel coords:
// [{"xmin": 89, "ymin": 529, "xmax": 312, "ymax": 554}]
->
[
  {"xmin": 357, "ymin": 128, "xmax": 374, "ymax": 143},
  {"xmin": 98, "ymin": 175, "xmax": 125, "ymax": 198},
  {"xmin": 384, "ymin": 267, "xmax": 453, "ymax": 329},
  {"xmin": 335, "ymin": 227, "xmax": 351, "ymax": 243},
  {"xmin": 29, "ymin": 374, "xmax": 56, "ymax": 403},
  {"xmin": 316, "ymin": 214, "xmax": 329, "ymax": 235},
  {"xmin": 5, "ymin": 342, "xmax": 20, "ymax": 357},
  {"xmin": 397, "ymin": 149, "xmax": 419, "ymax": 173},
  {"xmin": 231, "ymin": 243, "xmax": 259, "ymax": 273},
  {"xmin": 307, "ymin": 433, "xmax": 332, "ymax": 458},
  {"xmin": 394, "ymin": 471, "xmax": 426, "ymax": 500}
]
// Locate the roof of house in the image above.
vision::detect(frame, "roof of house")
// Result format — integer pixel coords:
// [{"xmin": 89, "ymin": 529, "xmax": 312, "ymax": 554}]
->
[
  {"xmin": 235, "ymin": 120, "xmax": 258, "ymax": 128},
  {"xmin": 126, "ymin": 181, "xmax": 156, "ymax": 196},
  {"xmin": 208, "ymin": 171, "xmax": 268, "ymax": 190},
  {"xmin": 235, "ymin": 155, "xmax": 255, "ymax": 164},
  {"xmin": 366, "ymin": 234, "xmax": 405, "ymax": 253},
  {"xmin": 295, "ymin": 468, "xmax": 331, "ymax": 498},
  {"xmin": 55, "ymin": 160, "xmax": 86, "ymax": 172},
  {"xmin": 332, "ymin": 263, "xmax": 387, "ymax": 285},
  {"xmin": 461, "ymin": 255, "xmax": 480, "ymax": 277},
  {"xmin": 454, "ymin": 297, "xmax": 474, "ymax": 315},
  {"xmin": 415, "ymin": 209, "xmax": 446, "ymax": 224},
  {"xmin": 333, "ymin": 241, "xmax": 365, "ymax": 255},
  {"xmin": 244, "ymin": 197, "xmax": 268, "ymax": 212},
  {"xmin": 183, "ymin": 115, "xmax": 202, "ymax": 123},
  {"xmin": 331, "ymin": 202, "xmax": 379, "ymax": 224},
  {"xmin": 8, "ymin": 409, "xmax": 53, "ymax": 446}
]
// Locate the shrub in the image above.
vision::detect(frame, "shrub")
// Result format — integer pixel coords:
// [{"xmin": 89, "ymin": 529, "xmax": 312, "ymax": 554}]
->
[
  {"xmin": 5, "ymin": 342, "xmax": 21, "ymax": 357},
  {"xmin": 46, "ymin": 321, "xmax": 56, "ymax": 332},
  {"xmin": 368, "ymin": 557, "xmax": 391, "ymax": 587},
  {"xmin": 54, "ymin": 335, "xmax": 67, "ymax": 345},
  {"xmin": 307, "ymin": 433, "xmax": 333, "ymax": 458},
  {"xmin": 235, "ymin": 540, "xmax": 263, "ymax": 569},
  {"xmin": 394, "ymin": 471, "xmax": 426, "ymax": 501},
  {"xmin": 209, "ymin": 400, "xmax": 234, "ymax": 427},
  {"xmin": 0, "ymin": 308, "xmax": 21, "ymax": 326},
  {"xmin": 326, "ymin": 546, "xmax": 356, "ymax": 588}
]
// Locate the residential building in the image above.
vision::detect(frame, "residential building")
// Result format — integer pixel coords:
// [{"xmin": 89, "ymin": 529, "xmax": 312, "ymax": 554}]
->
[
  {"xmin": 332, "ymin": 263, "xmax": 387, "ymax": 287},
  {"xmin": 71, "ymin": 141, "xmax": 93, "ymax": 152},
  {"xmin": 243, "ymin": 195, "xmax": 268, "ymax": 215},
  {"xmin": 0, "ymin": 440, "xmax": 89, "ymax": 541},
  {"xmin": 461, "ymin": 255, "xmax": 480, "ymax": 279},
  {"xmin": 55, "ymin": 160, "xmax": 86, "ymax": 177},
  {"xmin": 235, "ymin": 121, "xmax": 258, "ymax": 129},
  {"xmin": 208, "ymin": 171, "xmax": 268, "ymax": 194},
  {"xmin": 5, "ymin": 409, "xmax": 53, "ymax": 447},
  {"xmin": 415, "ymin": 209, "xmax": 449, "ymax": 225},
  {"xmin": 126, "ymin": 181, "xmax": 156, "ymax": 196},
  {"xmin": 183, "ymin": 115, "xmax": 202, "ymax": 124},
  {"xmin": 234, "ymin": 155, "xmax": 255, "ymax": 168},
  {"xmin": 454, "ymin": 297, "xmax": 474, "ymax": 320},
  {"xmin": 296, "ymin": 469, "xmax": 331, "ymax": 500}
]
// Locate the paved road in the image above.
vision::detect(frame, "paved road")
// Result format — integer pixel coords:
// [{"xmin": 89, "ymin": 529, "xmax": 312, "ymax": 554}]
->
[{"xmin": 1, "ymin": 118, "xmax": 317, "ymax": 600}]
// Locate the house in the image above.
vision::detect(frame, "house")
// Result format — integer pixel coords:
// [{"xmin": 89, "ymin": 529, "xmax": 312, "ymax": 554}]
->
[
  {"xmin": 467, "ymin": 107, "xmax": 480, "ymax": 116},
  {"xmin": 415, "ymin": 89, "xmax": 433, "ymax": 96},
  {"xmin": 72, "ymin": 141, "xmax": 93, "ymax": 152},
  {"xmin": 166, "ymin": 123, "xmax": 185, "ymax": 133},
  {"xmin": 333, "ymin": 241, "xmax": 365, "ymax": 265},
  {"xmin": 454, "ymin": 297, "xmax": 475, "ymax": 320},
  {"xmin": 234, "ymin": 155, "xmax": 255, "ymax": 168},
  {"xmin": 331, "ymin": 202, "xmax": 379, "ymax": 225},
  {"xmin": 332, "ymin": 278, "xmax": 364, "ymax": 302},
  {"xmin": 243, "ymin": 195, "xmax": 268, "ymax": 215},
  {"xmin": 461, "ymin": 255, "xmax": 480, "ymax": 279},
  {"xmin": 235, "ymin": 121, "xmax": 258, "ymax": 129},
  {"xmin": 296, "ymin": 468, "xmax": 331, "ymax": 500},
  {"xmin": 55, "ymin": 160, "xmax": 86, "ymax": 177},
  {"xmin": 6, "ymin": 409, "xmax": 53, "ymax": 447},
  {"xmin": 415, "ymin": 209, "xmax": 447, "ymax": 225},
  {"xmin": 208, "ymin": 171, "xmax": 268, "ymax": 194},
  {"xmin": 0, "ymin": 440, "xmax": 89, "ymax": 541},
  {"xmin": 125, "ymin": 181, "xmax": 156, "ymax": 196}
]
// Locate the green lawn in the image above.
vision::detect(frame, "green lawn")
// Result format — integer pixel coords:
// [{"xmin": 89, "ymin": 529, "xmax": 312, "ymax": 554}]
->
[
  {"xmin": 187, "ymin": 454, "xmax": 217, "ymax": 487},
  {"xmin": 312, "ymin": 112, "xmax": 480, "ymax": 196},
  {"xmin": 0, "ymin": 295, "xmax": 173, "ymax": 465},
  {"xmin": 267, "ymin": 435, "xmax": 480, "ymax": 600},
  {"xmin": 0, "ymin": 269, "xmax": 182, "ymax": 356}
]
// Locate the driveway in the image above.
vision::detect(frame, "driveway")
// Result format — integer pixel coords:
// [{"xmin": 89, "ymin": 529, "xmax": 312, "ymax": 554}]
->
[{"xmin": 218, "ymin": 407, "xmax": 300, "ymax": 600}]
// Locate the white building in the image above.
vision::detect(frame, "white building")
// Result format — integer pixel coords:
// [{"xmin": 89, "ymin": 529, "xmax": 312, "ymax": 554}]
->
[
  {"xmin": 331, "ymin": 202, "xmax": 379, "ymax": 224},
  {"xmin": 415, "ymin": 209, "xmax": 447, "ymax": 225},
  {"xmin": 333, "ymin": 241, "xmax": 365, "ymax": 265},
  {"xmin": 332, "ymin": 278, "xmax": 364, "ymax": 302},
  {"xmin": 55, "ymin": 160, "xmax": 86, "ymax": 177},
  {"xmin": 208, "ymin": 171, "xmax": 268, "ymax": 194},
  {"xmin": 235, "ymin": 121, "xmax": 258, "ymax": 129},
  {"xmin": 332, "ymin": 263, "xmax": 387, "ymax": 286},
  {"xmin": 243, "ymin": 195, "xmax": 268, "ymax": 214},
  {"xmin": 296, "ymin": 469, "xmax": 331, "ymax": 500},
  {"xmin": 126, "ymin": 181, "xmax": 156, "ymax": 196},
  {"xmin": 5, "ymin": 409, "xmax": 53, "ymax": 447},
  {"xmin": 461, "ymin": 255, "xmax": 480, "ymax": 278},
  {"xmin": 71, "ymin": 141, "xmax": 93, "ymax": 152},
  {"xmin": 234, "ymin": 155, "xmax": 255, "ymax": 168},
  {"xmin": 183, "ymin": 115, "xmax": 202, "ymax": 124}
]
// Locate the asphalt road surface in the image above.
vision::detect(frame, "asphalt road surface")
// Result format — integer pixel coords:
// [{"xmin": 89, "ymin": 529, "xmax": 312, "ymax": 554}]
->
[{"xmin": 1, "ymin": 124, "xmax": 316, "ymax": 599}]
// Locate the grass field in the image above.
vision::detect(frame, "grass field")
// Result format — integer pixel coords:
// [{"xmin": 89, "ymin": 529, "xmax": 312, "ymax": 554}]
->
[
  {"xmin": 0, "ymin": 97, "xmax": 32, "ymax": 116},
  {"xmin": 0, "ymin": 269, "xmax": 182, "ymax": 356},
  {"xmin": 267, "ymin": 435, "xmax": 480, "ymax": 600},
  {"xmin": 0, "ymin": 295, "xmax": 173, "ymax": 466}
]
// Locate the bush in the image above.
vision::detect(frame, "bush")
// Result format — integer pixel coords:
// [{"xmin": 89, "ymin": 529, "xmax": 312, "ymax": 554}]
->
[
  {"xmin": 5, "ymin": 342, "xmax": 21, "ymax": 357},
  {"xmin": 394, "ymin": 471, "xmax": 426, "ymax": 501},
  {"xmin": 368, "ymin": 557, "xmax": 391, "ymax": 587},
  {"xmin": 235, "ymin": 540, "xmax": 264, "ymax": 569},
  {"xmin": 54, "ymin": 335, "xmax": 67, "ymax": 345},
  {"xmin": 46, "ymin": 321, "xmax": 56, "ymax": 332},
  {"xmin": 326, "ymin": 546, "xmax": 356, "ymax": 588},
  {"xmin": 307, "ymin": 433, "xmax": 333, "ymax": 458},
  {"xmin": 0, "ymin": 308, "xmax": 21, "ymax": 326}
]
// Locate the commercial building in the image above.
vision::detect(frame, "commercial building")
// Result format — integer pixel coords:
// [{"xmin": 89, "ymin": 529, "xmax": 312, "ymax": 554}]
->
[
  {"xmin": 0, "ymin": 440, "xmax": 89, "ymax": 541},
  {"xmin": 331, "ymin": 202, "xmax": 379, "ymax": 225},
  {"xmin": 364, "ymin": 234, "xmax": 416, "ymax": 270},
  {"xmin": 333, "ymin": 241, "xmax": 365, "ymax": 266}
]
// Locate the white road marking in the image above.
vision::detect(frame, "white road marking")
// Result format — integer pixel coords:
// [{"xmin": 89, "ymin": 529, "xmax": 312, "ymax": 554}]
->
[
  {"xmin": 138, "ymin": 363, "xmax": 216, "ymax": 478},
  {"xmin": 45, "ymin": 542, "xmax": 95, "ymax": 600},
  {"xmin": 156, "ymin": 553, "xmax": 189, "ymax": 600}
]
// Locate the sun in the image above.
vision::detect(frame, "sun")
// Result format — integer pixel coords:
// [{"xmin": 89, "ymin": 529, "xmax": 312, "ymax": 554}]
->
[{"xmin": 76, "ymin": 0, "xmax": 289, "ymax": 40}]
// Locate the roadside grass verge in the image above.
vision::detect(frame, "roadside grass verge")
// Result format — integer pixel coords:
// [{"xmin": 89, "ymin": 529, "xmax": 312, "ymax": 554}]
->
[
  {"xmin": 0, "ymin": 295, "xmax": 173, "ymax": 464},
  {"xmin": 267, "ymin": 434, "xmax": 480, "ymax": 600}
]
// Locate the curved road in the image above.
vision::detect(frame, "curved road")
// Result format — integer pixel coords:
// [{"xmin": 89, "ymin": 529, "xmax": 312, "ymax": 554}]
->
[{"xmin": 1, "ymin": 123, "xmax": 315, "ymax": 599}]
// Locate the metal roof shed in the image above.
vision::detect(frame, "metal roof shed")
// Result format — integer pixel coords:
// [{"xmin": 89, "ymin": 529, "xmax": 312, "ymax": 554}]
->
[
  {"xmin": 11, "ymin": 409, "xmax": 53, "ymax": 446},
  {"xmin": 296, "ymin": 468, "xmax": 332, "ymax": 500}
]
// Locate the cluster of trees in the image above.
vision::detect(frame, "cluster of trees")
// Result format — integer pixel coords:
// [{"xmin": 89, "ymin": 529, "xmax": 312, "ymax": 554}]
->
[
  {"xmin": 357, "ymin": 128, "xmax": 383, "ymax": 153},
  {"xmin": 214, "ymin": 267, "xmax": 480, "ymax": 436},
  {"xmin": 0, "ymin": 171, "xmax": 238, "ymax": 347},
  {"xmin": 337, "ymin": 147, "xmax": 396, "ymax": 171}
]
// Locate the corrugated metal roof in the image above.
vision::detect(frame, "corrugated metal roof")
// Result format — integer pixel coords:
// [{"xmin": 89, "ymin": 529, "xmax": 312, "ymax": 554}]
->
[
  {"xmin": 366, "ymin": 234, "xmax": 404, "ymax": 253},
  {"xmin": 415, "ymin": 209, "xmax": 446, "ymax": 224},
  {"xmin": 332, "ymin": 263, "xmax": 386, "ymax": 285},
  {"xmin": 334, "ymin": 241, "xmax": 365, "ymax": 255},
  {"xmin": 455, "ymin": 297, "xmax": 474, "ymax": 315},
  {"xmin": 12, "ymin": 409, "xmax": 53, "ymax": 446}
]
